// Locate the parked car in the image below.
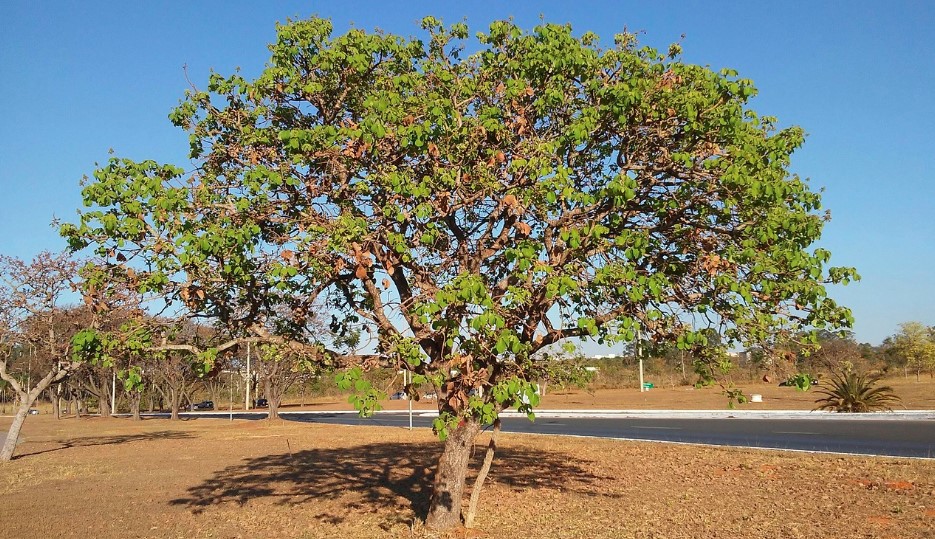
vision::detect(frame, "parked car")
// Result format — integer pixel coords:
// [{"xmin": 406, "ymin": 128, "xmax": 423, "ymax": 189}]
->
[
  {"xmin": 191, "ymin": 400, "xmax": 214, "ymax": 411},
  {"xmin": 254, "ymin": 398, "xmax": 269, "ymax": 408},
  {"xmin": 390, "ymin": 391, "xmax": 408, "ymax": 400}
]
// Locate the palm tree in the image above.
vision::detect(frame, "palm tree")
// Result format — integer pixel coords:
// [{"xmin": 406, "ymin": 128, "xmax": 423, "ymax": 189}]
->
[{"xmin": 813, "ymin": 368, "xmax": 901, "ymax": 413}]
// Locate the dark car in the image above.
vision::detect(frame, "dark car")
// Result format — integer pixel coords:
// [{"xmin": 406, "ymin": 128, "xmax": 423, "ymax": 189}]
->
[
  {"xmin": 389, "ymin": 391, "xmax": 408, "ymax": 400},
  {"xmin": 254, "ymin": 398, "xmax": 269, "ymax": 408},
  {"xmin": 191, "ymin": 400, "xmax": 214, "ymax": 411}
]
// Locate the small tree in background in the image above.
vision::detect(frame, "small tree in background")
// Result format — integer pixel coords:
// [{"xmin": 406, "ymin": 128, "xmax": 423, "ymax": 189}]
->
[
  {"xmin": 0, "ymin": 252, "xmax": 91, "ymax": 461},
  {"xmin": 889, "ymin": 322, "xmax": 935, "ymax": 380}
]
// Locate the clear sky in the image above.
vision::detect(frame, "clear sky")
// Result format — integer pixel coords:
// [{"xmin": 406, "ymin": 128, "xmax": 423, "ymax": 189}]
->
[{"xmin": 1, "ymin": 1, "xmax": 932, "ymax": 345}]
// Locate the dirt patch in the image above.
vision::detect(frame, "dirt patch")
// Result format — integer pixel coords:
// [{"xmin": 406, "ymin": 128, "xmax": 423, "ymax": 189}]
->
[{"xmin": 1, "ymin": 415, "xmax": 934, "ymax": 538}]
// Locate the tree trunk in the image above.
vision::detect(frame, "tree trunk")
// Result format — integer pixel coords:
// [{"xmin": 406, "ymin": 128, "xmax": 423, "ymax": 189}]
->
[
  {"xmin": 0, "ymin": 363, "xmax": 67, "ymax": 462},
  {"xmin": 425, "ymin": 417, "xmax": 481, "ymax": 530},
  {"xmin": 128, "ymin": 391, "xmax": 142, "ymax": 421},
  {"xmin": 72, "ymin": 392, "xmax": 81, "ymax": 417},
  {"xmin": 51, "ymin": 386, "xmax": 61, "ymax": 419},
  {"xmin": 0, "ymin": 401, "xmax": 33, "ymax": 461},
  {"xmin": 265, "ymin": 378, "xmax": 281, "ymax": 421},
  {"xmin": 267, "ymin": 392, "xmax": 281, "ymax": 420},
  {"xmin": 0, "ymin": 369, "xmax": 61, "ymax": 461},
  {"xmin": 209, "ymin": 384, "xmax": 221, "ymax": 410},
  {"xmin": 168, "ymin": 387, "xmax": 182, "ymax": 420},
  {"xmin": 98, "ymin": 391, "xmax": 112, "ymax": 416}
]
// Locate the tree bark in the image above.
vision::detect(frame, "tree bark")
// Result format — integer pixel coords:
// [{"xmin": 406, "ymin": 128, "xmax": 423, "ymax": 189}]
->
[
  {"xmin": 51, "ymin": 386, "xmax": 61, "ymax": 419},
  {"xmin": 128, "ymin": 391, "xmax": 142, "ymax": 421},
  {"xmin": 267, "ymin": 398, "xmax": 281, "ymax": 420},
  {"xmin": 264, "ymin": 377, "xmax": 283, "ymax": 420},
  {"xmin": 0, "ymin": 368, "xmax": 63, "ymax": 461},
  {"xmin": 71, "ymin": 391, "xmax": 80, "ymax": 417},
  {"xmin": 425, "ymin": 417, "xmax": 481, "ymax": 530},
  {"xmin": 0, "ymin": 401, "xmax": 33, "ymax": 461},
  {"xmin": 98, "ymin": 389, "xmax": 112, "ymax": 416}
]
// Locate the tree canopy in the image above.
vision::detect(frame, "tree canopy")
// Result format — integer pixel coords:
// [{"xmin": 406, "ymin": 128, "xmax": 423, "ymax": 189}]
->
[{"xmin": 62, "ymin": 16, "xmax": 857, "ymax": 528}]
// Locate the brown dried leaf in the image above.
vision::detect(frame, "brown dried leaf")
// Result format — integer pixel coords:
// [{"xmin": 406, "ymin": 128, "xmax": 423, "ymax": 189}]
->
[
  {"xmin": 503, "ymin": 194, "xmax": 518, "ymax": 207},
  {"xmin": 355, "ymin": 265, "xmax": 367, "ymax": 279},
  {"xmin": 516, "ymin": 222, "xmax": 532, "ymax": 236}
]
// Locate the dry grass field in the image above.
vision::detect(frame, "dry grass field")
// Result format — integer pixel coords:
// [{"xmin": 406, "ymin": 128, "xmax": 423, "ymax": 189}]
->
[{"xmin": 1, "ymin": 378, "xmax": 934, "ymax": 539}]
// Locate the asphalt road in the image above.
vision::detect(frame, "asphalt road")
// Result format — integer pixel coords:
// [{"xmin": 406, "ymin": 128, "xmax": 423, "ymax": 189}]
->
[{"xmin": 184, "ymin": 410, "xmax": 935, "ymax": 459}]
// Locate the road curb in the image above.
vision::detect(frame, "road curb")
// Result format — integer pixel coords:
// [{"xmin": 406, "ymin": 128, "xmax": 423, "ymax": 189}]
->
[{"xmin": 274, "ymin": 409, "xmax": 935, "ymax": 421}]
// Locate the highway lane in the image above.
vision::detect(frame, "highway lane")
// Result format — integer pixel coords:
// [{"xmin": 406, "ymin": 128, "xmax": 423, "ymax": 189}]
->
[{"xmin": 278, "ymin": 412, "xmax": 935, "ymax": 459}]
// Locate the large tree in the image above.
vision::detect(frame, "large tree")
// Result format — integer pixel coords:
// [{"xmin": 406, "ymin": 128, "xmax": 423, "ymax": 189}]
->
[{"xmin": 63, "ymin": 18, "xmax": 857, "ymax": 529}]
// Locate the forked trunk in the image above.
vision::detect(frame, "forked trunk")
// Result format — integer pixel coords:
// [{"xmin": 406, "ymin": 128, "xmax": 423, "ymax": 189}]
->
[
  {"xmin": 169, "ymin": 390, "xmax": 181, "ymax": 420},
  {"xmin": 0, "ymin": 401, "xmax": 32, "ymax": 461},
  {"xmin": 267, "ymin": 395, "xmax": 281, "ymax": 420},
  {"xmin": 129, "ymin": 391, "xmax": 142, "ymax": 421},
  {"xmin": 425, "ymin": 417, "xmax": 481, "ymax": 530},
  {"xmin": 98, "ymin": 390, "xmax": 112, "ymax": 417},
  {"xmin": 168, "ymin": 388, "xmax": 182, "ymax": 420},
  {"xmin": 264, "ymin": 378, "xmax": 282, "ymax": 421},
  {"xmin": 0, "ymin": 368, "xmax": 63, "ymax": 461}
]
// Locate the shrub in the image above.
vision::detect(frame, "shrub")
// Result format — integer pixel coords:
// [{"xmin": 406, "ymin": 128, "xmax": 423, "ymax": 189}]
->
[
  {"xmin": 782, "ymin": 372, "xmax": 818, "ymax": 391},
  {"xmin": 813, "ymin": 369, "xmax": 901, "ymax": 413}
]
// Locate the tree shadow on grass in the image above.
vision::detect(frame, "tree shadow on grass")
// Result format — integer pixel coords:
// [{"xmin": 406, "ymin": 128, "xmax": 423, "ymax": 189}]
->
[
  {"xmin": 18, "ymin": 430, "xmax": 194, "ymax": 459},
  {"xmin": 170, "ymin": 441, "xmax": 610, "ymax": 528}
]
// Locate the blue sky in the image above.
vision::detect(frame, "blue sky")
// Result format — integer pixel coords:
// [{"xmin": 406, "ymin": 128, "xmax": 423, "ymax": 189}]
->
[{"xmin": 0, "ymin": 1, "xmax": 932, "ymax": 345}]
